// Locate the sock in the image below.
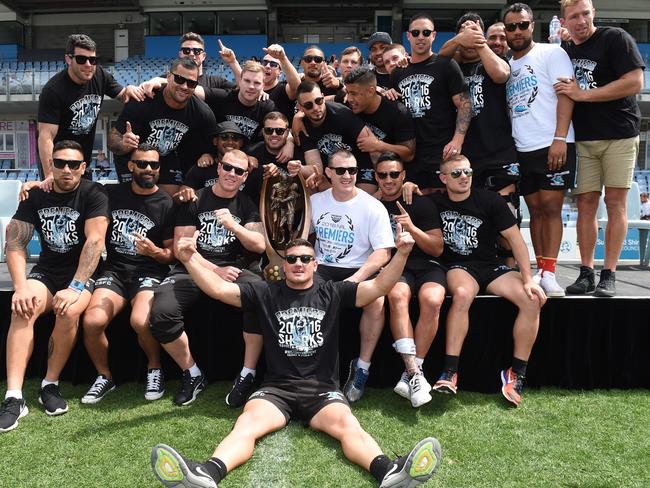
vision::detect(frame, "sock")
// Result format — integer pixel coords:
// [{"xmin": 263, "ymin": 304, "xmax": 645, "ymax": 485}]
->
[
  {"xmin": 536, "ymin": 256, "xmax": 544, "ymax": 270},
  {"xmin": 600, "ymin": 269, "xmax": 614, "ymax": 280},
  {"xmin": 204, "ymin": 457, "xmax": 227, "ymax": 483},
  {"xmin": 357, "ymin": 358, "xmax": 371, "ymax": 371},
  {"xmin": 415, "ymin": 357, "xmax": 424, "ymax": 369},
  {"xmin": 188, "ymin": 363, "xmax": 201, "ymax": 378},
  {"xmin": 512, "ymin": 357, "xmax": 528, "ymax": 378},
  {"xmin": 369, "ymin": 454, "xmax": 393, "ymax": 483},
  {"xmin": 5, "ymin": 389, "xmax": 22, "ymax": 400},
  {"xmin": 41, "ymin": 379, "xmax": 58, "ymax": 388},
  {"xmin": 443, "ymin": 355, "xmax": 460, "ymax": 373},
  {"xmin": 240, "ymin": 367, "xmax": 256, "ymax": 378},
  {"xmin": 542, "ymin": 257, "xmax": 557, "ymax": 274}
]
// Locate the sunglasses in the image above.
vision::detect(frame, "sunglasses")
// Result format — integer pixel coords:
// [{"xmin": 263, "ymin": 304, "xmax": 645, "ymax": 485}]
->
[
  {"xmin": 53, "ymin": 158, "xmax": 83, "ymax": 170},
  {"xmin": 302, "ymin": 55, "xmax": 324, "ymax": 64},
  {"xmin": 68, "ymin": 54, "xmax": 97, "ymax": 65},
  {"xmin": 132, "ymin": 159, "xmax": 161, "ymax": 170},
  {"xmin": 180, "ymin": 47, "xmax": 204, "ymax": 55},
  {"xmin": 444, "ymin": 167, "xmax": 474, "ymax": 178},
  {"xmin": 505, "ymin": 21, "xmax": 531, "ymax": 32},
  {"xmin": 170, "ymin": 72, "xmax": 199, "ymax": 89},
  {"xmin": 263, "ymin": 127, "xmax": 288, "ymax": 136},
  {"xmin": 330, "ymin": 166, "xmax": 358, "ymax": 176},
  {"xmin": 377, "ymin": 171, "xmax": 403, "ymax": 180},
  {"xmin": 262, "ymin": 59, "xmax": 281, "ymax": 68},
  {"xmin": 301, "ymin": 96, "xmax": 325, "ymax": 110},
  {"xmin": 409, "ymin": 29, "xmax": 433, "ymax": 37},
  {"xmin": 217, "ymin": 133, "xmax": 243, "ymax": 142},
  {"xmin": 285, "ymin": 254, "xmax": 315, "ymax": 264},
  {"xmin": 221, "ymin": 162, "xmax": 247, "ymax": 176}
]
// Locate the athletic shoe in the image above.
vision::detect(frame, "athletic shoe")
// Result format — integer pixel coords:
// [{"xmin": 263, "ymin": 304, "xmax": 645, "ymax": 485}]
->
[
  {"xmin": 145, "ymin": 368, "xmax": 166, "ymax": 401},
  {"xmin": 343, "ymin": 358, "xmax": 369, "ymax": 403},
  {"xmin": 0, "ymin": 397, "xmax": 28, "ymax": 433},
  {"xmin": 225, "ymin": 373, "xmax": 255, "ymax": 408},
  {"xmin": 151, "ymin": 443, "xmax": 217, "ymax": 488},
  {"xmin": 174, "ymin": 370, "xmax": 206, "ymax": 406},
  {"xmin": 539, "ymin": 271, "xmax": 565, "ymax": 297},
  {"xmin": 594, "ymin": 269, "xmax": 616, "ymax": 297},
  {"xmin": 565, "ymin": 266, "xmax": 595, "ymax": 295},
  {"xmin": 81, "ymin": 375, "xmax": 116, "ymax": 404},
  {"xmin": 38, "ymin": 383, "xmax": 68, "ymax": 416},
  {"xmin": 432, "ymin": 370, "xmax": 457, "ymax": 395},
  {"xmin": 409, "ymin": 373, "xmax": 432, "ymax": 408},
  {"xmin": 500, "ymin": 368, "xmax": 525, "ymax": 407},
  {"xmin": 532, "ymin": 269, "xmax": 543, "ymax": 285},
  {"xmin": 380, "ymin": 437, "xmax": 442, "ymax": 488},
  {"xmin": 393, "ymin": 371, "xmax": 410, "ymax": 399}
]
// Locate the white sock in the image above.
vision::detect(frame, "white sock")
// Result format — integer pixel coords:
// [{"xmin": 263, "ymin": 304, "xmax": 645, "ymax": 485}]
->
[
  {"xmin": 41, "ymin": 379, "xmax": 59, "ymax": 388},
  {"xmin": 415, "ymin": 357, "xmax": 424, "ymax": 369},
  {"xmin": 240, "ymin": 367, "xmax": 256, "ymax": 378},
  {"xmin": 188, "ymin": 363, "xmax": 201, "ymax": 377},
  {"xmin": 357, "ymin": 358, "xmax": 371, "ymax": 371},
  {"xmin": 5, "ymin": 389, "xmax": 22, "ymax": 400}
]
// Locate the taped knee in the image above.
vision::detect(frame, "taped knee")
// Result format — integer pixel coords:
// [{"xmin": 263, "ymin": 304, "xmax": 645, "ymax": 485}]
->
[{"xmin": 392, "ymin": 338, "xmax": 416, "ymax": 355}]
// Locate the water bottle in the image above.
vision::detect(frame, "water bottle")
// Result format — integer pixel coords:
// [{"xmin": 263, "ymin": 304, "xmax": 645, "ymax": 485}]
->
[{"xmin": 549, "ymin": 15, "xmax": 562, "ymax": 44}]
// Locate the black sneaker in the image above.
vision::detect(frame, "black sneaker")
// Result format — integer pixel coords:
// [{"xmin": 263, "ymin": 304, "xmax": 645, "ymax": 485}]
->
[
  {"xmin": 565, "ymin": 266, "xmax": 595, "ymax": 294},
  {"xmin": 0, "ymin": 397, "xmax": 29, "ymax": 433},
  {"xmin": 380, "ymin": 437, "xmax": 442, "ymax": 487},
  {"xmin": 145, "ymin": 368, "xmax": 166, "ymax": 401},
  {"xmin": 174, "ymin": 370, "xmax": 206, "ymax": 406},
  {"xmin": 81, "ymin": 375, "xmax": 116, "ymax": 404},
  {"xmin": 594, "ymin": 269, "xmax": 616, "ymax": 297},
  {"xmin": 38, "ymin": 383, "xmax": 68, "ymax": 416},
  {"xmin": 225, "ymin": 373, "xmax": 255, "ymax": 408},
  {"xmin": 151, "ymin": 443, "xmax": 217, "ymax": 488}
]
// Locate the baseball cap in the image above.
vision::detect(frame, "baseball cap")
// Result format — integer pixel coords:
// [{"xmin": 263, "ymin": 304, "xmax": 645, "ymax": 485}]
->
[
  {"xmin": 367, "ymin": 32, "xmax": 393, "ymax": 49},
  {"xmin": 211, "ymin": 121, "xmax": 247, "ymax": 140}
]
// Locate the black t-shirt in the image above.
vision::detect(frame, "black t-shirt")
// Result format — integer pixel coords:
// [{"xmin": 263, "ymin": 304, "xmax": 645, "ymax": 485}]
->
[
  {"xmin": 104, "ymin": 183, "xmax": 175, "ymax": 277},
  {"xmin": 460, "ymin": 60, "xmax": 516, "ymax": 162},
  {"xmin": 204, "ymin": 89, "xmax": 276, "ymax": 141},
  {"xmin": 359, "ymin": 97, "xmax": 415, "ymax": 147},
  {"xmin": 183, "ymin": 164, "xmax": 220, "ymax": 190},
  {"xmin": 115, "ymin": 89, "xmax": 216, "ymax": 179},
  {"xmin": 238, "ymin": 279, "xmax": 358, "ymax": 386},
  {"xmin": 38, "ymin": 67, "xmax": 123, "ymax": 163},
  {"xmin": 373, "ymin": 69, "xmax": 391, "ymax": 90},
  {"xmin": 199, "ymin": 73, "xmax": 235, "ymax": 90},
  {"xmin": 563, "ymin": 27, "xmax": 645, "ymax": 141},
  {"xmin": 299, "ymin": 102, "xmax": 372, "ymax": 169},
  {"xmin": 430, "ymin": 189, "xmax": 516, "ymax": 264},
  {"xmin": 389, "ymin": 55, "xmax": 467, "ymax": 169},
  {"xmin": 381, "ymin": 194, "xmax": 440, "ymax": 267},
  {"xmin": 175, "ymin": 187, "xmax": 260, "ymax": 267},
  {"xmin": 13, "ymin": 179, "xmax": 109, "ymax": 274},
  {"xmin": 266, "ymin": 81, "xmax": 296, "ymax": 123}
]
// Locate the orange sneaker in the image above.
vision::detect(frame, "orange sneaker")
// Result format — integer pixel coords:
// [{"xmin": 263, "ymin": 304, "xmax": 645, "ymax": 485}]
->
[
  {"xmin": 500, "ymin": 368, "xmax": 524, "ymax": 407},
  {"xmin": 432, "ymin": 370, "xmax": 458, "ymax": 395}
]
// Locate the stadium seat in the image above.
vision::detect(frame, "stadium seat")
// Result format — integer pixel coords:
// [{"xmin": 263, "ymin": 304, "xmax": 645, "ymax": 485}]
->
[{"xmin": 0, "ymin": 180, "xmax": 22, "ymax": 262}]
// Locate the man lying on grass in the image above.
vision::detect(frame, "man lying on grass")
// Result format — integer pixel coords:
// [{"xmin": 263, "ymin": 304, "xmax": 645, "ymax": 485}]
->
[{"xmin": 151, "ymin": 230, "xmax": 441, "ymax": 487}]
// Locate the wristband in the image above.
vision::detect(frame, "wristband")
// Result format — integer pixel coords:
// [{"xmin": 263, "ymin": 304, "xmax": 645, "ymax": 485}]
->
[
  {"xmin": 68, "ymin": 279, "xmax": 85, "ymax": 293},
  {"xmin": 553, "ymin": 136, "xmax": 567, "ymax": 141}
]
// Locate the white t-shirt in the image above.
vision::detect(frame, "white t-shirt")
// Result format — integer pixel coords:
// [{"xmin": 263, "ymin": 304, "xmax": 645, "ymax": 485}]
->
[
  {"xmin": 311, "ymin": 188, "xmax": 394, "ymax": 268},
  {"xmin": 640, "ymin": 201, "xmax": 650, "ymax": 219},
  {"xmin": 507, "ymin": 43, "xmax": 575, "ymax": 152}
]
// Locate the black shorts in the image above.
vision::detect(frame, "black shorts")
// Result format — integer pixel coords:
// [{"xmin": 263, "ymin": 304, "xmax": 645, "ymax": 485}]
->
[
  {"xmin": 407, "ymin": 147, "xmax": 444, "ymax": 190},
  {"xmin": 149, "ymin": 266, "xmax": 262, "ymax": 343},
  {"xmin": 247, "ymin": 379, "xmax": 349, "ymax": 424},
  {"xmin": 471, "ymin": 148, "xmax": 520, "ymax": 192},
  {"xmin": 399, "ymin": 262, "xmax": 447, "ymax": 294},
  {"xmin": 94, "ymin": 269, "xmax": 166, "ymax": 301},
  {"xmin": 27, "ymin": 265, "xmax": 96, "ymax": 296},
  {"xmin": 518, "ymin": 144, "xmax": 576, "ymax": 196},
  {"xmin": 447, "ymin": 261, "xmax": 513, "ymax": 293},
  {"xmin": 315, "ymin": 264, "xmax": 357, "ymax": 282}
]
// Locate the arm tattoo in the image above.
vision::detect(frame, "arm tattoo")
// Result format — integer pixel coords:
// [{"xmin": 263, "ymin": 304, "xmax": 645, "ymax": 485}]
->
[
  {"xmin": 6, "ymin": 220, "xmax": 34, "ymax": 253},
  {"xmin": 455, "ymin": 91, "xmax": 472, "ymax": 135},
  {"xmin": 245, "ymin": 222, "xmax": 265, "ymax": 235},
  {"xmin": 74, "ymin": 239, "xmax": 102, "ymax": 283}
]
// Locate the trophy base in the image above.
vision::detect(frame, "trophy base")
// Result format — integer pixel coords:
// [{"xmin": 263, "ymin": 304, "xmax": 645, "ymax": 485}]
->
[{"xmin": 263, "ymin": 253, "xmax": 285, "ymax": 282}]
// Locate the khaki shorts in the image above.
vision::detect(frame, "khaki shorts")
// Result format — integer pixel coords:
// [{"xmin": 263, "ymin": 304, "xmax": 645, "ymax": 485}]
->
[{"xmin": 575, "ymin": 136, "xmax": 639, "ymax": 194}]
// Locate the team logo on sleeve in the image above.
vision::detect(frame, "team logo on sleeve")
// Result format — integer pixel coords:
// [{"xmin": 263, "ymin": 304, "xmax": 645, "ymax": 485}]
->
[
  {"xmin": 440, "ymin": 210, "xmax": 483, "ymax": 255},
  {"xmin": 37, "ymin": 207, "xmax": 81, "ymax": 253},
  {"xmin": 275, "ymin": 307, "xmax": 326, "ymax": 356},
  {"xmin": 506, "ymin": 65, "xmax": 538, "ymax": 118},
  {"xmin": 69, "ymin": 94, "xmax": 102, "ymax": 135},
  {"xmin": 317, "ymin": 134, "xmax": 352, "ymax": 156},
  {"xmin": 398, "ymin": 74, "xmax": 434, "ymax": 118},
  {"xmin": 572, "ymin": 59, "xmax": 597, "ymax": 90},
  {"xmin": 226, "ymin": 115, "xmax": 259, "ymax": 138},
  {"xmin": 197, "ymin": 210, "xmax": 241, "ymax": 252},
  {"xmin": 110, "ymin": 209, "xmax": 155, "ymax": 255},
  {"xmin": 314, "ymin": 212, "xmax": 354, "ymax": 263},
  {"xmin": 146, "ymin": 119, "xmax": 190, "ymax": 155}
]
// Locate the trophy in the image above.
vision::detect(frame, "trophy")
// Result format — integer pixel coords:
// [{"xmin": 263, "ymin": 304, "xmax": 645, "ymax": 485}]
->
[{"xmin": 260, "ymin": 172, "xmax": 311, "ymax": 281}]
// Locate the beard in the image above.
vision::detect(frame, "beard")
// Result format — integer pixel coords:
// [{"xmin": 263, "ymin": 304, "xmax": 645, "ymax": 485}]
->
[
  {"xmin": 508, "ymin": 36, "xmax": 532, "ymax": 52},
  {"xmin": 133, "ymin": 171, "xmax": 158, "ymax": 189}
]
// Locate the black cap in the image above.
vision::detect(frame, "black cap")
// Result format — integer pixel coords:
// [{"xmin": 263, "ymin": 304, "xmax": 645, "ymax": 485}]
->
[
  {"xmin": 210, "ymin": 121, "xmax": 247, "ymax": 140},
  {"xmin": 367, "ymin": 32, "xmax": 393, "ymax": 49}
]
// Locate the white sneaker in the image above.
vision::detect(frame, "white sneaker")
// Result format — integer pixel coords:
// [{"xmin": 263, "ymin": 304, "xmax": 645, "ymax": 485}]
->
[
  {"xmin": 145, "ymin": 368, "xmax": 165, "ymax": 401},
  {"xmin": 393, "ymin": 371, "xmax": 410, "ymax": 399},
  {"xmin": 409, "ymin": 372, "xmax": 432, "ymax": 408},
  {"xmin": 533, "ymin": 269, "xmax": 543, "ymax": 285},
  {"xmin": 540, "ymin": 271, "xmax": 565, "ymax": 297}
]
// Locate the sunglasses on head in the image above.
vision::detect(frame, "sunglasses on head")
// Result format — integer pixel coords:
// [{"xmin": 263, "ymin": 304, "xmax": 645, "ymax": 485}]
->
[
  {"xmin": 221, "ymin": 162, "xmax": 247, "ymax": 176},
  {"xmin": 170, "ymin": 72, "xmax": 199, "ymax": 89},
  {"xmin": 377, "ymin": 171, "xmax": 402, "ymax": 180},
  {"xmin": 218, "ymin": 133, "xmax": 243, "ymax": 142},
  {"xmin": 445, "ymin": 167, "xmax": 474, "ymax": 178},
  {"xmin": 409, "ymin": 29, "xmax": 433, "ymax": 37},
  {"xmin": 262, "ymin": 59, "xmax": 281, "ymax": 68},
  {"xmin": 301, "ymin": 96, "xmax": 325, "ymax": 110},
  {"xmin": 505, "ymin": 21, "xmax": 531, "ymax": 32},
  {"xmin": 263, "ymin": 127, "xmax": 288, "ymax": 136},
  {"xmin": 302, "ymin": 55, "xmax": 324, "ymax": 64},
  {"xmin": 53, "ymin": 158, "xmax": 83, "ymax": 170},
  {"xmin": 330, "ymin": 166, "xmax": 358, "ymax": 176},
  {"xmin": 68, "ymin": 54, "xmax": 97, "ymax": 65},
  {"xmin": 180, "ymin": 47, "xmax": 204, "ymax": 55},
  {"xmin": 131, "ymin": 159, "xmax": 161, "ymax": 170},
  {"xmin": 285, "ymin": 254, "xmax": 314, "ymax": 264}
]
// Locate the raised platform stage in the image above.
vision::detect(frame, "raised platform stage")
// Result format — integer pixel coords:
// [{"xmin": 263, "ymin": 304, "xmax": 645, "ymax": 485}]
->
[{"xmin": 1, "ymin": 264, "xmax": 649, "ymax": 392}]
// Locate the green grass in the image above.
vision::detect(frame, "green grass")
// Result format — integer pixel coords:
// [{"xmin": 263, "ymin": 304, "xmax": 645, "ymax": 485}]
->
[{"xmin": 1, "ymin": 380, "xmax": 649, "ymax": 487}]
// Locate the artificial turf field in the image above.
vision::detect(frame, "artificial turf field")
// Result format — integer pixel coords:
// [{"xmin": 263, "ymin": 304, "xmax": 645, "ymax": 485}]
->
[{"xmin": 1, "ymin": 379, "xmax": 648, "ymax": 487}]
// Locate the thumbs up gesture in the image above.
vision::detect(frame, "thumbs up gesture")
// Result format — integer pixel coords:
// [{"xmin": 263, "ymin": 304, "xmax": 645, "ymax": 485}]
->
[{"xmin": 122, "ymin": 121, "xmax": 140, "ymax": 151}]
